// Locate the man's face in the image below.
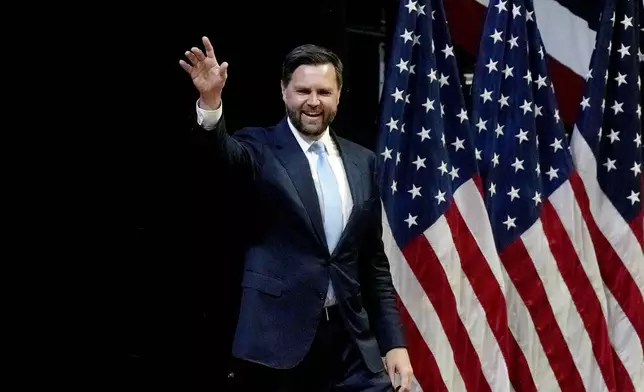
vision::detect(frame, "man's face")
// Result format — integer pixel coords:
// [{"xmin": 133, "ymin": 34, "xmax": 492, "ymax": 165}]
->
[{"xmin": 281, "ymin": 63, "xmax": 341, "ymax": 138}]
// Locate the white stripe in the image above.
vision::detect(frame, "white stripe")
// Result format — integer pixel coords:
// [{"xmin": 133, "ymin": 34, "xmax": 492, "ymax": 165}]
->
[
  {"xmin": 521, "ymin": 218, "xmax": 608, "ymax": 392},
  {"xmin": 474, "ymin": 0, "xmax": 595, "ymax": 77},
  {"xmin": 424, "ymin": 215, "xmax": 511, "ymax": 392},
  {"xmin": 453, "ymin": 180, "xmax": 559, "ymax": 390},
  {"xmin": 570, "ymin": 128, "xmax": 644, "ymax": 298},
  {"xmin": 381, "ymin": 202, "xmax": 463, "ymax": 392}
]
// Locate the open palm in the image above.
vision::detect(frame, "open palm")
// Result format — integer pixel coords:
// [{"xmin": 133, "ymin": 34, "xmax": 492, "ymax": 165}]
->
[{"xmin": 179, "ymin": 36, "xmax": 228, "ymax": 100}]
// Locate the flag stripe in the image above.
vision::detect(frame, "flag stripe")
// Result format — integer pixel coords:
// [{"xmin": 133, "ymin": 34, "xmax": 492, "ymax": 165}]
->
[
  {"xmin": 500, "ymin": 236, "xmax": 586, "ymax": 391},
  {"xmin": 449, "ymin": 182, "xmax": 537, "ymax": 391},
  {"xmin": 383, "ymin": 204, "xmax": 468, "ymax": 391},
  {"xmin": 402, "ymin": 224, "xmax": 492, "ymax": 392},
  {"xmin": 398, "ymin": 296, "xmax": 448, "ymax": 392}
]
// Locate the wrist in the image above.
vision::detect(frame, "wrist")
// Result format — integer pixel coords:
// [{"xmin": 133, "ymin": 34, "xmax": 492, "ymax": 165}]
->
[{"xmin": 199, "ymin": 94, "xmax": 221, "ymax": 110}]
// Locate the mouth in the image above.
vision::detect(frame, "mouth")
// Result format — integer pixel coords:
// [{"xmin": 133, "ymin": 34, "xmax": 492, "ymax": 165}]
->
[{"xmin": 302, "ymin": 112, "xmax": 323, "ymax": 120}]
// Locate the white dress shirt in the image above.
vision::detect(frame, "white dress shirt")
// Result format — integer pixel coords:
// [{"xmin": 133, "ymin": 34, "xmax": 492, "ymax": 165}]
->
[{"xmin": 196, "ymin": 99, "xmax": 353, "ymax": 307}]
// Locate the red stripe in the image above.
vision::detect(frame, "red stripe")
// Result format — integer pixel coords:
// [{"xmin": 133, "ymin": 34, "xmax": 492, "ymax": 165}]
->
[
  {"xmin": 541, "ymin": 200, "xmax": 633, "ymax": 392},
  {"xmin": 500, "ymin": 236, "xmax": 586, "ymax": 391},
  {"xmin": 402, "ymin": 232, "xmax": 492, "ymax": 392},
  {"xmin": 397, "ymin": 295, "xmax": 449, "ymax": 392},
  {"xmin": 444, "ymin": 202, "xmax": 537, "ymax": 392},
  {"xmin": 569, "ymin": 172, "xmax": 644, "ymax": 353},
  {"xmin": 444, "ymin": 0, "xmax": 584, "ymax": 126}
]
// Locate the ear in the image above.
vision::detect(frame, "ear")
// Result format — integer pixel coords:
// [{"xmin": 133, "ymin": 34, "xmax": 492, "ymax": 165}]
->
[{"xmin": 281, "ymin": 82, "xmax": 287, "ymax": 102}]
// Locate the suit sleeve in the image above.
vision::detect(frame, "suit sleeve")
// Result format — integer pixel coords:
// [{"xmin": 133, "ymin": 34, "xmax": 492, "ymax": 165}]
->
[
  {"xmin": 190, "ymin": 99, "xmax": 261, "ymax": 180},
  {"xmin": 361, "ymin": 154, "xmax": 407, "ymax": 356}
]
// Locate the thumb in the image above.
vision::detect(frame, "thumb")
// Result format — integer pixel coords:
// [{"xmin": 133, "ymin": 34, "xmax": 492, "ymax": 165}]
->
[{"xmin": 387, "ymin": 362, "xmax": 395, "ymax": 385}]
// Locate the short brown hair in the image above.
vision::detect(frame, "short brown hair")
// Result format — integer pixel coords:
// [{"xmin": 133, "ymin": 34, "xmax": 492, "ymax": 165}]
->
[{"xmin": 281, "ymin": 44, "xmax": 343, "ymax": 89}]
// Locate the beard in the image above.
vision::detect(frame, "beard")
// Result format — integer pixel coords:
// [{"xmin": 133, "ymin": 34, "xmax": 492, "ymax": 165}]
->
[{"xmin": 286, "ymin": 105, "xmax": 336, "ymax": 137}]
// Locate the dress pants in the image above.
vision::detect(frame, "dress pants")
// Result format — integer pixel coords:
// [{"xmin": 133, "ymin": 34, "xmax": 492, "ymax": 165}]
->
[{"xmin": 226, "ymin": 305, "xmax": 395, "ymax": 392}]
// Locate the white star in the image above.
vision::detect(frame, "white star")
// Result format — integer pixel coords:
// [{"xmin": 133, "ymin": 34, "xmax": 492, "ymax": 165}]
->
[
  {"xmin": 634, "ymin": 133, "xmax": 642, "ymax": 148},
  {"xmin": 475, "ymin": 148, "xmax": 482, "ymax": 160},
  {"xmin": 611, "ymin": 100, "xmax": 624, "ymax": 115},
  {"xmin": 503, "ymin": 215, "xmax": 517, "ymax": 230},
  {"xmin": 435, "ymin": 190, "xmax": 447, "ymax": 204},
  {"xmin": 507, "ymin": 35, "xmax": 519, "ymax": 49},
  {"xmin": 456, "ymin": 108, "xmax": 468, "ymax": 123},
  {"xmin": 498, "ymin": 94, "xmax": 510, "ymax": 108},
  {"xmin": 412, "ymin": 34, "xmax": 421, "ymax": 46},
  {"xmin": 626, "ymin": 191, "xmax": 640, "ymax": 205},
  {"xmin": 405, "ymin": 0, "xmax": 417, "ymax": 13},
  {"xmin": 390, "ymin": 180, "xmax": 397, "ymax": 194},
  {"xmin": 515, "ymin": 128, "xmax": 529, "ymax": 143},
  {"xmin": 491, "ymin": 153, "xmax": 500, "ymax": 167},
  {"xmin": 490, "ymin": 29, "xmax": 503, "ymax": 43},
  {"xmin": 580, "ymin": 96, "xmax": 591, "ymax": 110},
  {"xmin": 620, "ymin": 15, "xmax": 633, "ymax": 30},
  {"xmin": 638, "ymin": 49, "xmax": 644, "ymax": 63},
  {"xmin": 400, "ymin": 29, "xmax": 413, "ymax": 43},
  {"xmin": 502, "ymin": 65, "xmax": 514, "ymax": 79},
  {"xmin": 417, "ymin": 127, "xmax": 431, "ymax": 141},
  {"xmin": 480, "ymin": 88, "xmax": 493, "ymax": 103},
  {"xmin": 427, "ymin": 68, "xmax": 437, "ymax": 82},
  {"xmin": 452, "ymin": 137, "xmax": 465, "ymax": 151},
  {"xmin": 448, "ymin": 166, "xmax": 459, "ymax": 180},
  {"xmin": 412, "ymin": 156, "xmax": 426, "ymax": 170},
  {"xmin": 532, "ymin": 192, "xmax": 542, "ymax": 205},
  {"xmin": 391, "ymin": 88, "xmax": 404, "ymax": 102},
  {"xmin": 417, "ymin": 4, "xmax": 425, "ymax": 15},
  {"xmin": 422, "ymin": 98, "xmax": 435, "ymax": 112},
  {"xmin": 404, "ymin": 214, "xmax": 418, "ymax": 228},
  {"xmin": 396, "ymin": 58, "xmax": 409, "ymax": 73},
  {"xmin": 603, "ymin": 157, "xmax": 617, "ymax": 172},
  {"xmin": 526, "ymin": 10, "xmax": 534, "ymax": 22},
  {"xmin": 550, "ymin": 138, "xmax": 563, "ymax": 152},
  {"xmin": 488, "ymin": 182, "xmax": 496, "ymax": 196},
  {"xmin": 476, "ymin": 118, "xmax": 488, "ymax": 133},
  {"xmin": 511, "ymin": 157, "xmax": 525, "ymax": 172},
  {"xmin": 554, "ymin": 109, "xmax": 560, "ymax": 123},
  {"xmin": 408, "ymin": 184, "xmax": 422, "ymax": 199},
  {"xmin": 614, "ymin": 72, "xmax": 627, "ymax": 86},
  {"xmin": 617, "ymin": 44, "xmax": 630, "ymax": 58},
  {"xmin": 486, "ymin": 58, "xmax": 499, "ymax": 73},
  {"xmin": 512, "ymin": 4, "xmax": 522, "ymax": 19},
  {"xmin": 586, "ymin": 68, "xmax": 593, "ymax": 80},
  {"xmin": 520, "ymin": 100, "xmax": 533, "ymax": 114},
  {"xmin": 630, "ymin": 162, "xmax": 641, "ymax": 177},
  {"xmin": 606, "ymin": 129, "xmax": 620, "ymax": 143},
  {"xmin": 538, "ymin": 46, "xmax": 544, "ymax": 59},
  {"xmin": 381, "ymin": 147, "xmax": 393, "ymax": 161},
  {"xmin": 610, "ymin": 12, "xmax": 616, "ymax": 26},
  {"xmin": 494, "ymin": 0, "xmax": 507, "ymax": 13},
  {"xmin": 396, "ymin": 152, "xmax": 401, "ymax": 165},
  {"xmin": 494, "ymin": 124, "xmax": 504, "ymax": 137},
  {"xmin": 439, "ymin": 73, "xmax": 450, "ymax": 87},
  {"xmin": 386, "ymin": 117, "xmax": 398, "ymax": 132},
  {"xmin": 409, "ymin": 64, "xmax": 416, "ymax": 74},
  {"xmin": 534, "ymin": 105, "xmax": 543, "ymax": 117},
  {"xmin": 638, "ymin": 105, "xmax": 642, "ymax": 119},
  {"xmin": 437, "ymin": 161, "xmax": 449, "ymax": 175},
  {"xmin": 534, "ymin": 74, "xmax": 547, "ymax": 89},
  {"xmin": 442, "ymin": 44, "xmax": 454, "ymax": 58},
  {"xmin": 546, "ymin": 167, "xmax": 559, "ymax": 180}
]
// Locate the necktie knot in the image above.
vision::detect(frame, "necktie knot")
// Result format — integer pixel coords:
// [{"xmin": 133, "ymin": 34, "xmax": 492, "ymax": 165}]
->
[{"xmin": 310, "ymin": 141, "xmax": 327, "ymax": 155}]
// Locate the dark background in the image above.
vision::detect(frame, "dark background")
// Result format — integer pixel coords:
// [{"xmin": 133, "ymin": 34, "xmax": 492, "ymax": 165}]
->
[{"xmin": 115, "ymin": 1, "xmax": 475, "ymax": 390}]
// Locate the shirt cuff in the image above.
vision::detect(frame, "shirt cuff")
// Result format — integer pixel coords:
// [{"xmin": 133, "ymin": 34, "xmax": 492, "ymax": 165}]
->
[{"xmin": 196, "ymin": 98, "xmax": 223, "ymax": 130}]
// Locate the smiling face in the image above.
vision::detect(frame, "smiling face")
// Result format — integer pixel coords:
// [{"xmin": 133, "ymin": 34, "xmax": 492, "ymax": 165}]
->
[{"xmin": 281, "ymin": 63, "xmax": 341, "ymax": 138}]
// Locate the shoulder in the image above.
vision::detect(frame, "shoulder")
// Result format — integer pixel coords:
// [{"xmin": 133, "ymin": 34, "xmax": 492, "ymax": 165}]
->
[{"xmin": 337, "ymin": 136, "xmax": 376, "ymax": 159}]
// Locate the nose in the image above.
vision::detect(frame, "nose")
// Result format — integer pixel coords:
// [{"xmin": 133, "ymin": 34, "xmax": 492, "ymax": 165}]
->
[{"xmin": 307, "ymin": 93, "xmax": 320, "ymax": 106}]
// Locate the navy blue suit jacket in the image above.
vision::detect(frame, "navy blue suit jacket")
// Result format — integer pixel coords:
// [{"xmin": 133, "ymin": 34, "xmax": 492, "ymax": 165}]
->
[{"xmin": 192, "ymin": 114, "xmax": 406, "ymax": 373}]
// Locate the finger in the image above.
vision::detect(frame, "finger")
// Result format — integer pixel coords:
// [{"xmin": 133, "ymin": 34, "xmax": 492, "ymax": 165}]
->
[
  {"xmin": 191, "ymin": 47, "xmax": 206, "ymax": 61},
  {"xmin": 387, "ymin": 364, "xmax": 395, "ymax": 386},
  {"xmin": 178, "ymin": 59, "xmax": 192, "ymax": 74},
  {"xmin": 219, "ymin": 62, "xmax": 229, "ymax": 78},
  {"xmin": 401, "ymin": 370, "xmax": 413, "ymax": 392},
  {"xmin": 202, "ymin": 36, "xmax": 216, "ymax": 61},
  {"xmin": 184, "ymin": 51, "xmax": 199, "ymax": 66}
]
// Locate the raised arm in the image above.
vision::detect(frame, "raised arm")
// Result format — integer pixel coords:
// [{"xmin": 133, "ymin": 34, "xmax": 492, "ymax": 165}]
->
[{"xmin": 180, "ymin": 36, "xmax": 257, "ymax": 177}]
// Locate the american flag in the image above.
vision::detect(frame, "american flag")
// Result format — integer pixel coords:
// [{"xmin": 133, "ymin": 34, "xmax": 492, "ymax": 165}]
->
[
  {"xmin": 568, "ymin": 0, "xmax": 644, "ymax": 389},
  {"xmin": 378, "ymin": 0, "xmax": 643, "ymax": 391},
  {"xmin": 377, "ymin": 0, "xmax": 516, "ymax": 390}
]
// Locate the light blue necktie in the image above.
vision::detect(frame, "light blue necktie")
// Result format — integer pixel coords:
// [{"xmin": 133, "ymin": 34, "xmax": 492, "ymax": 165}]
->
[
  {"xmin": 310, "ymin": 141, "xmax": 343, "ymax": 307},
  {"xmin": 310, "ymin": 141, "xmax": 343, "ymax": 253}
]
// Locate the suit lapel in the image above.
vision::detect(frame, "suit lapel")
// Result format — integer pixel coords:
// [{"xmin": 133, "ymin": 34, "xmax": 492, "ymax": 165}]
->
[{"xmin": 272, "ymin": 118, "xmax": 327, "ymax": 248}]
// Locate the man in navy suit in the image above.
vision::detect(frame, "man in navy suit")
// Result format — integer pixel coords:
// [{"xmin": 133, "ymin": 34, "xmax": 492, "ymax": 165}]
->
[{"xmin": 181, "ymin": 36, "xmax": 413, "ymax": 392}]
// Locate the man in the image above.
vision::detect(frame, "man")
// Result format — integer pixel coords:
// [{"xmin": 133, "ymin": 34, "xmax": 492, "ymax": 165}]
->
[{"xmin": 181, "ymin": 36, "xmax": 413, "ymax": 392}]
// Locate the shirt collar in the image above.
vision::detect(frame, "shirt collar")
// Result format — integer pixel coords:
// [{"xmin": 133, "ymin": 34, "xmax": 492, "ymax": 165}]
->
[{"xmin": 287, "ymin": 116, "xmax": 334, "ymax": 154}]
